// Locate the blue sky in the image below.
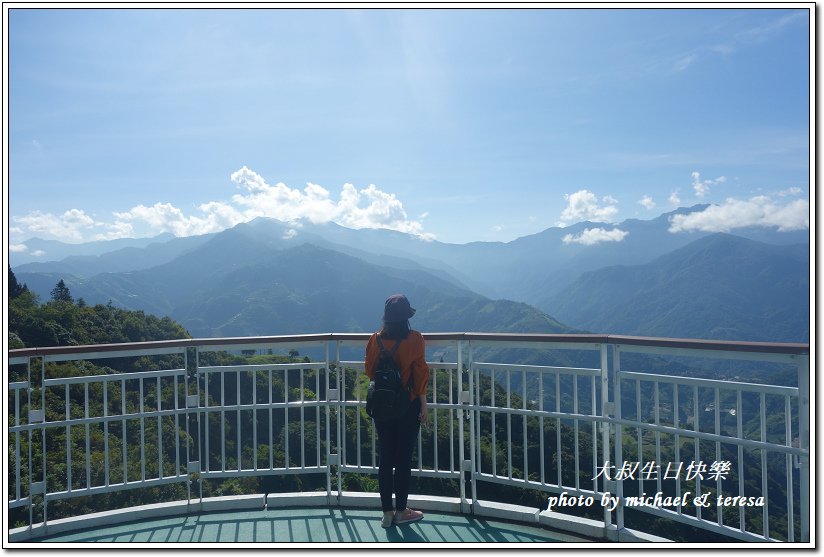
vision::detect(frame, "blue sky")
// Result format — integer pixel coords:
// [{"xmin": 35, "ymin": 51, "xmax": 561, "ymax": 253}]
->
[{"xmin": 7, "ymin": 7, "xmax": 811, "ymax": 251}]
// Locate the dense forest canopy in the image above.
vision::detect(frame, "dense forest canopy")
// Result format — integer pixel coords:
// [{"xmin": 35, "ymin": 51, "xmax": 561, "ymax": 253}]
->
[{"xmin": 8, "ymin": 266, "xmax": 189, "ymax": 349}]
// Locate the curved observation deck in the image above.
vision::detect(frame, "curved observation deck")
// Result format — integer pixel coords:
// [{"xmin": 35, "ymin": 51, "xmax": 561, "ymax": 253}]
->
[{"xmin": 6, "ymin": 333, "xmax": 811, "ymax": 546}]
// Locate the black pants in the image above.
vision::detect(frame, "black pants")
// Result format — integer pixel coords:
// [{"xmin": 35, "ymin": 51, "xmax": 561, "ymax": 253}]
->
[{"xmin": 375, "ymin": 397, "xmax": 421, "ymax": 512}]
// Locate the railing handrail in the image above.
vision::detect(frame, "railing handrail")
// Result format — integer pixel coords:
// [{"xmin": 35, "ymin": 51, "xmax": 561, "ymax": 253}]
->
[{"xmin": 7, "ymin": 332, "xmax": 810, "ymax": 358}]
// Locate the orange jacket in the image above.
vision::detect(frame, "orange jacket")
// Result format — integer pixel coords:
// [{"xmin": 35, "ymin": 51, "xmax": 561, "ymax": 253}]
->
[{"xmin": 365, "ymin": 331, "xmax": 429, "ymax": 400}]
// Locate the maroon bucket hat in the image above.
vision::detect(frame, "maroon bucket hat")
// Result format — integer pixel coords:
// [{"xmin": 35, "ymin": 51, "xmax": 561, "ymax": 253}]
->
[{"xmin": 383, "ymin": 294, "xmax": 416, "ymax": 322}]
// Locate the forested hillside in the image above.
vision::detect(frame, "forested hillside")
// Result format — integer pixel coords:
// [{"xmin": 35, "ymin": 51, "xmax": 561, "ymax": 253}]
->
[
  {"xmin": 8, "ymin": 267, "xmax": 189, "ymax": 349},
  {"xmin": 16, "ymin": 238, "xmax": 576, "ymax": 339}
]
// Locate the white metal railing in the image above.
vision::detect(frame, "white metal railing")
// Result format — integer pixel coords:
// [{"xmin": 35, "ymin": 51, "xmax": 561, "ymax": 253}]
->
[{"xmin": 6, "ymin": 333, "xmax": 810, "ymax": 543}]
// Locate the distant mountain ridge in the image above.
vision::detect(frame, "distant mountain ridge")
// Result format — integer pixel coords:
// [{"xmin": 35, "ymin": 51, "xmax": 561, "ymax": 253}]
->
[
  {"xmin": 544, "ymin": 233, "xmax": 809, "ymax": 342},
  {"xmin": 11, "ymin": 234, "xmax": 178, "ymax": 266},
  {"xmin": 13, "ymin": 233, "xmax": 214, "ymax": 278},
  {"xmin": 16, "ymin": 230, "xmax": 575, "ymax": 338},
  {"xmin": 172, "ymin": 243, "xmax": 572, "ymax": 337},
  {"xmin": 14, "ymin": 205, "xmax": 809, "ymax": 305},
  {"xmin": 13, "ymin": 207, "xmax": 810, "ymax": 342}
]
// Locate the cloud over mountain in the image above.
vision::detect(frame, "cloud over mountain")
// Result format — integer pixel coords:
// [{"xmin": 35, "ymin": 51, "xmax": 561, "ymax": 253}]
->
[
  {"xmin": 562, "ymin": 227, "xmax": 628, "ymax": 245},
  {"xmin": 229, "ymin": 167, "xmax": 432, "ymax": 239},
  {"xmin": 558, "ymin": 190, "xmax": 619, "ymax": 226},
  {"xmin": 12, "ymin": 167, "xmax": 434, "ymax": 246},
  {"xmin": 639, "ymin": 195, "xmax": 656, "ymax": 210},
  {"xmin": 15, "ymin": 209, "xmax": 99, "ymax": 243},
  {"xmin": 668, "ymin": 195, "xmax": 809, "ymax": 233}
]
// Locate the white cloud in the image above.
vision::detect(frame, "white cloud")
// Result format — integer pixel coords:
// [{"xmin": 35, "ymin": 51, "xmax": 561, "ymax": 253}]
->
[
  {"xmin": 639, "ymin": 195, "xmax": 656, "ymax": 210},
  {"xmin": 227, "ymin": 167, "xmax": 434, "ymax": 239},
  {"xmin": 558, "ymin": 190, "xmax": 619, "ymax": 226},
  {"xmin": 776, "ymin": 187, "xmax": 802, "ymax": 197},
  {"xmin": 679, "ymin": 13, "xmax": 804, "ymax": 72},
  {"xmin": 63, "ymin": 208, "xmax": 95, "ymax": 227},
  {"xmin": 711, "ymin": 44, "xmax": 736, "ymax": 55},
  {"xmin": 14, "ymin": 209, "xmax": 98, "ymax": 243},
  {"xmin": 562, "ymin": 227, "xmax": 629, "ymax": 245},
  {"xmin": 692, "ymin": 172, "xmax": 709, "ymax": 197},
  {"xmin": 669, "ymin": 190, "xmax": 681, "ymax": 205},
  {"xmin": 10, "ymin": 243, "xmax": 28, "ymax": 253},
  {"xmin": 91, "ymin": 221, "xmax": 136, "ymax": 242},
  {"xmin": 691, "ymin": 171, "xmax": 726, "ymax": 198},
  {"xmin": 283, "ymin": 229, "xmax": 298, "ymax": 240},
  {"xmin": 668, "ymin": 196, "xmax": 810, "ymax": 233},
  {"xmin": 13, "ymin": 166, "xmax": 435, "ymax": 243},
  {"xmin": 113, "ymin": 202, "xmax": 229, "ymax": 238},
  {"xmin": 738, "ymin": 11, "xmax": 806, "ymax": 45},
  {"xmin": 673, "ymin": 53, "xmax": 697, "ymax": 72},
  {"xmin": 31, "ymin": 250, "xmax": 46, "ymax": 257}
]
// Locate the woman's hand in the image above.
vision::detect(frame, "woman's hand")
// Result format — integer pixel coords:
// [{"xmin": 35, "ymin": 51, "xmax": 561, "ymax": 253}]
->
[{"xmin": 419, "ymin": 396, "xmax": 430, "ymax": 428}]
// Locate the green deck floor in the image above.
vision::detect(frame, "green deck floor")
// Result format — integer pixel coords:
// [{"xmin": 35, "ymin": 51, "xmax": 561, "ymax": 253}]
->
[{"xmin": 36, "ymin": 507, "xmax": 587, "ymax": 544}]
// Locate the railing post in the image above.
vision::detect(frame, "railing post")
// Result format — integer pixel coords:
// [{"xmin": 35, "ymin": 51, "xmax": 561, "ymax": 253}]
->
[
  {"xmin": 185, "ymin": 349, "xmax": 191, "ymax": 504},
  {"xmin": 457, "ymin": 339, "xmax": 466, "ymax": 511},
  {"xmin": 324, "ymin": 342, "xmax": 330, "ymax": 500},
  {"xmin": 324, "ymin": 340, "xmax": 342, "ymax": 506},
  {"xmin": 325, "ymin": 340, "xmax": 334, "ymax": 503},
  {"xmin": 25, "ymin": 357, "xmax": 32, "ymax": 532},
  {"xmin": 612, "ymin": 344, "xmax": 624, "ymax": 533},
  {"xmin": 184, "ymin": 347, "xmax": 203, "ymax": 507},
  {"xmin": 26, "ymin": 356, "xmax": 36, "ymax": 532},
  {"xmin": 599, "ymin": 343, "xmax": 616, "ymax": 540},
  {"xmin": 39, "ymin": 356, "xmax": 47, "ymax": 530},
  {"xmin": 335, "ymin": 340, "xmax": 343, "ymax": 503},
  {"xmin": 468, "ymin": 339, "xmax": 478, "ymax": 513},
  {"xmin": 797, "ymin": 354, "xmax": 810, "ymax": 543},
  {"xmin": 196, "ymin": 348, "xmax": 203, "ymax": 502}
]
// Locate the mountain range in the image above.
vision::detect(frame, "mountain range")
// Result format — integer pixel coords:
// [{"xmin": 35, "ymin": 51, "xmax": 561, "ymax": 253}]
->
[
  {"xmin": 546, "ymin": 233, "xmax": 809, "ymax": 342},
  {"xmin": 13, "ymin": 206, "xmax": 810, "ymax": 343},
  {"xmin": 14, "ymin": 223, "xmax": 572, "ymax": 338}
]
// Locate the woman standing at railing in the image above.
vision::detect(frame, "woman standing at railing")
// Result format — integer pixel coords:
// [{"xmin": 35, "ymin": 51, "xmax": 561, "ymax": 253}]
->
[{"xmin": 365, "ymin": 294, "xmax": 431, "ymax": 528}]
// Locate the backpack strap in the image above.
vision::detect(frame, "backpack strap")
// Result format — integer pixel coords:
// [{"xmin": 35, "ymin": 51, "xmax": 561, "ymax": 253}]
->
[
  {"xmin": 376, "ymin": 335, "xmax": 402, "ymax": 358},
  {"xmin": 375, "ymin": 335, "xmax": 413, "ymax": 391}
]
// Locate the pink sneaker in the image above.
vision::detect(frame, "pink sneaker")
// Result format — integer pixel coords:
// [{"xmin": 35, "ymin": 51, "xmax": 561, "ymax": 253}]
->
[{"xmin": 393, "ymin": 508, "xmax": 423, "ymax": 525}]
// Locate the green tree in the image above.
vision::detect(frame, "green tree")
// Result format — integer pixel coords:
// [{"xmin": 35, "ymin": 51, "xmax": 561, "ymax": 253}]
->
[
  {"xmin": 50, "ymin": 279, "xmax": 73, "ymax": 303},
  {"xmin": 8, "ymin": 332, "xmax": 25, "ymax": 349},
  {"xmin": 8, "ymin": 265, "xmax": 28, "ymax": 299}
]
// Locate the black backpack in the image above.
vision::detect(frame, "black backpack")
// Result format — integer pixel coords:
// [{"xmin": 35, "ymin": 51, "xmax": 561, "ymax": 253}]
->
[{"xmin": 365, "ymin": 336, "xmax": 412, "ymax": 422}]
